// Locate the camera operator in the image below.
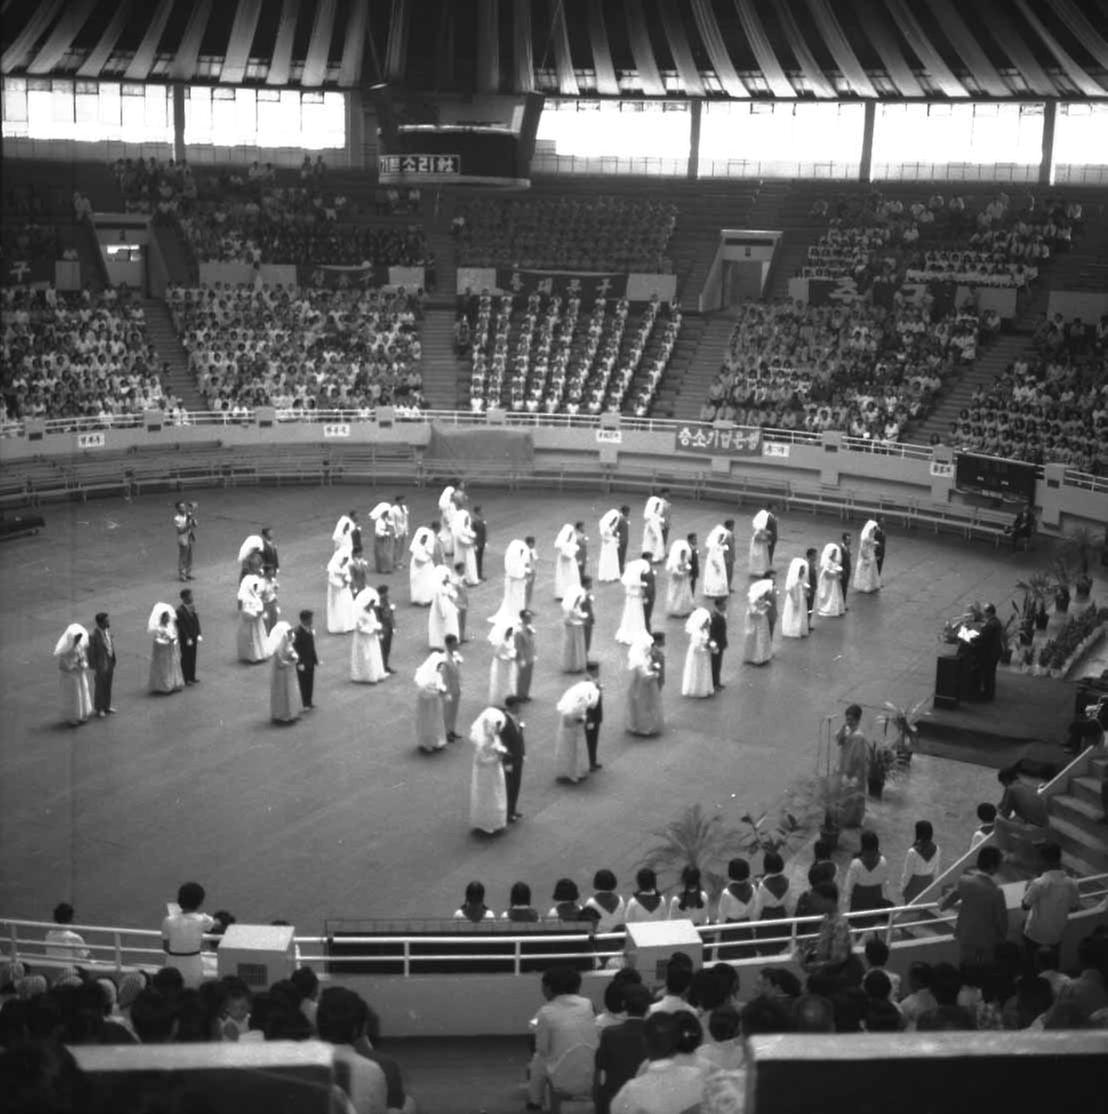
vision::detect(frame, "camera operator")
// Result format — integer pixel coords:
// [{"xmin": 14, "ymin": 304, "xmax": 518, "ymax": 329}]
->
[{"xmin": 174, "ymin": 500, "xmax": 198, "ymax": 581}]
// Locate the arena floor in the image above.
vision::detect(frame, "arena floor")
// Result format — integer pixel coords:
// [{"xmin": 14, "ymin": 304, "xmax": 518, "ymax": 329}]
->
[{"xmin": 0, "ymin": 485, "xmax": 1046, "ymax": 933}]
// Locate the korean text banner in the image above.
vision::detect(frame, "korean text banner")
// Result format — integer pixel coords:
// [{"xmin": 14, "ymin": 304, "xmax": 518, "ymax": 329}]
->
[{"xmin": 673, "ymin": 425, "xmax": 763, "ymax": 457}]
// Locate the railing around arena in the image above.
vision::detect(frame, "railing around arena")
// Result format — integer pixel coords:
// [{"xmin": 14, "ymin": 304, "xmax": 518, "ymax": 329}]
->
[{"xmin": 6, "ymin": 877, "xmax": 1108, "ymax": 978}]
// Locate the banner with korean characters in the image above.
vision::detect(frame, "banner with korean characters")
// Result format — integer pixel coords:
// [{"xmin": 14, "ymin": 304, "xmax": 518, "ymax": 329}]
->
[
  {"xmin": 674, "ymin": 424, "xmax": 763, "ymax": 457},
  {"xmin": 495, "ymin": 269, "xmax": 628, "ymax": 302},
  {"xmin": 296, "ymin": 263, "xmax": 391, "ymax": 289}
]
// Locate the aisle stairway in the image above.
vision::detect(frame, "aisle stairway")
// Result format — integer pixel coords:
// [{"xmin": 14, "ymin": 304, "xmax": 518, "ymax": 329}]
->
[
  {"xmin": 670, "ymin": 313, "xmax": 737, "ymax": 421},
  {"xmin": 419, "ymin": 307, "xmax": 466, "ymax": 409},
  {"xmin": 142, "ymin": 298, "xmax": 204, "ymax": 411},
  {"xmin": 151, "ymin": 219, "xmax": 197, "ymax": 286},
  {"xmin": 907, "ymin": 333, "xmax": 1029, "ymax": 446},
  {"xmin": 648, "ymin": 315, "xmax": 707, "ymax": 419}
]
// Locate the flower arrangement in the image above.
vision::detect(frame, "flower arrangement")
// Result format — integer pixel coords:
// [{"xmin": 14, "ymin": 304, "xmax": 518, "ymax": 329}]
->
[
  {"xmin": 1036, "ymin": 605, "xmax": 1107, "ymax": 671},
  {"xmin": 868, "ymin": 699, "xmax": 924, "ymax": 797}
]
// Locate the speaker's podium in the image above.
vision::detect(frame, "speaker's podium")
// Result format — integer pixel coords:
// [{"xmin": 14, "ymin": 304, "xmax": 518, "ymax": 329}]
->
[
  {"xmin": 624, "ymin": 919, "xmax": 703, "ymax": 981},
  {"xmin": 934, "ymin": 649, "xmax": 976, "ymax": 709},
  {"xmin": 217, "ymin": 924, "xmax": 295, "ymax": 988}
]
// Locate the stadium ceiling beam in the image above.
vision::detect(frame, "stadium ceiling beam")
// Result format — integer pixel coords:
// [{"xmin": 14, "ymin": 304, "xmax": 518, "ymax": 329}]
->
[
  {"xmin": 172, "ymin": 0, "xmax": 214, "ymax": 81},
  {"xmin": 883, "ymin": 0, "xmax": 967, "ymax": 97},
  {"xmin": 124, "ymin": 0, "xmax": 177, "ymax": 82},
  {"xmin": 1015, "ymin": 0, "xmax": 1105, "ymax": 95},
  {"xmin": 384, "ymin": 0, "xmax": 410, "ymax": 82},
  {"xmin": 550, "ymin": 0, "xmax": 579, "ymax": 96},
  {"xmin": 302, "ymin": 0, "xmax": 338, "ymax": 87},
  {"xmin": 2, "ymin": 0, "xmax": 66, "ymax": 75},
  {"xmin": 476, "ymin": 0, "xmax": 500, "ymax": 93},
  {"xmin": 976, "ymin": 0, "xmax": 1057, "ymax": 95},
  {"xmin": 585, "ymin": 1, "xmax": 619, "ymax": 96},
  {"xmin": 774, "ymin": 0, "xmax": 836, "ymax": 98},
  {"xmin": 731, "ymin": 0, "xmax": 795, "ymax": 99},
  {"xmin": 625, "ymin": 0, "xmax": 666, "ymax": 96},
  {"xmin": 26, "ymin": 0, "xmax": 98, "ymax": 76},
  {"xmin": 221, "ymin": 0, "xmax": 265, "ymax": 86},
  {"xmin": 658, "ymin": 0, "xmax": 705, "ymax": 96},
  {"xmin": 338, "ymin": 0, "xmax": 370, "ymax": 86},
  {"xmin": 512, "ymin": 0, "xmax": 534, "ymax": 92},
  {"xmin": 1051, "ymin": 0, "xmax": 1108, "ymax": 71},
  {"xmin": 923, "ymin": 0, "xmax": 1007, "ymax": 97},
  {"xmin": 805, "ymin": 0, "xmax": 876, "ymax": 97},
  {"xmin": 266, "ymin": 0, "xmax": 299, "ymax": 85},
  {"xmin": 688, "ymin": 0, "xmax": 746, "ymax": 98},
  {"xmin": 854, "ymin": 0, "xmax": 924, "ymax": 97},
  {"xmin": 76, "ymin": 0, "xmax": 135, "ymax": 78}
]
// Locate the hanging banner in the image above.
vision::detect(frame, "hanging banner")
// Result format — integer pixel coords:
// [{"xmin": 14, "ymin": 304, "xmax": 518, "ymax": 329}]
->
[
  {"xmin": 7, "ymin": 257, "xmax": 54, "ymax": 286},
  {"xmin": 297, "ymin": 263, "xmax": 391, "ymax": 289},
  {"xmin": 673, "ymin": 424, "xmax": 763, "ymax": 457},
  {"xmin": 807, "ymin": 278, "xmax": 861, "ymax": 306},
  {"xmin": 496, "ymin": 269, "xmax": 628, "ymax": 301}
]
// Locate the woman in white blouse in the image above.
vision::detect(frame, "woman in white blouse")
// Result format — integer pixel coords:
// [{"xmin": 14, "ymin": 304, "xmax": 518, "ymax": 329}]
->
[
  {"xmin": 843, "ymin": 830, "xmax": 891, "ymax": 927},
  {"xmin": 901, "ymin": 820, "xmax": 942, "ymax": 903}
]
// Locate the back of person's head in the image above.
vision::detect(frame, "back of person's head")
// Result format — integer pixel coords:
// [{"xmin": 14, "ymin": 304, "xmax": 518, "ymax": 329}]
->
[
  {"xmin": 52, "ymin": 903, "xmax": 75, "ymax": 926},
  {"xmin": 542, "ymin": 965, "xmax": 582, "ymax": 998},
  {"xmin": 930, "ymin": 963, "xmax": 963, "ymax": 1006},
  {"xmin": 509, "ymin": 881, "xmax": 532, "ymax": 907},
  {"xmin": 763, "ymin": 851, "xmax": 784, "ymax": 875},
  {"xmin": 997, "ymin": 766, "xmax": 1018, "ymax": 786},
  {"xmin": 862, "ymin": 969, "xmax": 892, "ymax": 1001},
  {"xmin": 643, "ymin": 1011, "xmax": 680, "ymax": 1059},
  {"xmin": 664, "ymin": 960, "xmax": 694, "ymax": 998},
  {"xmin": 593, "ymin": 868, "xmax": 617, "ymax": 891},
  {"xmin": 727, "ymin": 858, "xmax": 750, "ymax": 882},
  {"xmin": 793, "ymin": 994, "xmax": 835, "ymax": 1033},
  {"xmin": 859, "ymin": 830, "xmax": 880, "ymax": 855},
  {"xmin": 1039, "ymin": 842, "xmax": 1062, "ymax": 868},
  {"xmin": 864, "ymin": 936, "xmax": 890, "ymax": 967},
  {"xmin": 622, "ymin": 984, "xmax": 652, "ymax": 1019},
  {"xmin": 130, "ymin": 988, "xmax": 176, "ymax": 1043},
  {"xmin": 864, "ymin": 998, "xmax": 903, "ymax": 1032},
  {"xmin": 761, "ymin": 968, "xmax": 802, "ymax": 999},
  {"xmin": 316, "ymin": 986, "xmax": 367, "ymax": 1045},
  {"xmin": 290, "ymin": 966, "xmax": 319, "ymax": 1001},
  {"xmin": 552, "ymin": 878, "xmax": 579, "ymax": 903},
  {"xmin": 150, "ymin": 967, "xmax": 184, "ymax": 997},
  {"xmin": 1016, "ymin": 975, "xmax": 1054, "ymax": 1024},
  {"xmin": 741, "ymin": 995, "xmax": 795, "ymax": 1036},
  {"xmin": 636, "ymin": 867, "xmax": 657, "ymax": 892},
  {"xmin": 463, "ymin": 880, "xmax": 485, "ymax": 905},
  {"xmin": 708, "ymin": 1003, "xmax": 742, "ymax": 1042},
  {"xmin": 688, "ymin": 968, "xmax": 726, "ymax": 1012},
  {"xmin": 176, "ymin": 882, "xmax": 205, "ymax": 911},
  {"xmin": 907, "ymin": 962, "xmax": 932, "ymax": 992},
  {"xmin": 672, "ymin": 1009, "xmax": 703, "ymax": 1054},
  {"xmin": 914, "ymin": 820, "xmax": 934, "ymax": 843},
  {"xmin": 603, "ymin": 981, "xmax": 626, "ymax": 1015},
  {"xmin": 612, "ymin": 967, "xmax": 643, "ymax": 989},
  {"xmin": 812, "ymin": 881, "xmax": 839, "ymax": 908},
  {"xmin": 0, "ymin": 1035, "xmax": 90, "ymax": 1114},
  {"xmin": 977, "ymin": 802, "xmax": 997, "ymax": 823},
  {"xmin": 813, "ymin": 840, "xmax": 831, "ymax": 862},
  {"xmin": 977, "ymin": 846, "xmax": 1003, "ymax": 873},
  {"xmin": 808, "ymin": 860, "xmax": 836, "ymax": 887},
  {"xmin": 711, "ymin": 962, "xmax": 740, "ymax": 1001}
]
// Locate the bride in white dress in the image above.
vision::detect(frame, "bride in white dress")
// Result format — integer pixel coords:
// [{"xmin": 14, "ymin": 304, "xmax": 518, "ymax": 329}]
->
[
  {"xmin": 681, "ymin": 607, "xmax": 714, "ymax": 698},
  {"xmin": 816, "ymin": 542, "xmax": 845, "ymax": 617},
  {"xmin": 469, "ymin": 707, "xmax": 508, "ymax": 835},
  {"xmin": 615, "ymin": 556, "xmax": 650, "ymax": 645},
  {"xmin": 781, "ymin": 557, "xmax": 810, "ymax": 638},
  {"xmin": 854, "ymin": 519, "xmax": 882, "ymax": 593},
  {"xmin": 749, "ymin": 509, "xmax": 772, "ymax": 576},
  {"xmin": 552, "ymin": 523, "xmax": 581, "ymax": 601},
  {"xmin": 597, "ymin": 508, "xmax": 623, "ymax": 583}
]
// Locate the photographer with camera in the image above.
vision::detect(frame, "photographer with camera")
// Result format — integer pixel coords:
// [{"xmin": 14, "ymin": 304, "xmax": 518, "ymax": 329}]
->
[{"xmin": 174, "ymin": 501, "xmax": 198, "ymax": 581}]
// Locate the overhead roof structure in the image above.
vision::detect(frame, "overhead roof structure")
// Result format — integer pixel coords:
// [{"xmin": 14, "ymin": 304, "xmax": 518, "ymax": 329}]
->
[{"xmin": 1, "ymin": 0, "xmax": 1105, "ymax": 98}]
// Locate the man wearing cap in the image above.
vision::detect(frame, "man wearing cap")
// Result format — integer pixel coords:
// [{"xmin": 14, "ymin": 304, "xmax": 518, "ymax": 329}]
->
[
  {"xmin": 176, "ymin": 590, "xmax": 202, "ymax": 686},
  {"xmin": 293, "ymin": 609, "xmax": 320, "ymax": 709}
]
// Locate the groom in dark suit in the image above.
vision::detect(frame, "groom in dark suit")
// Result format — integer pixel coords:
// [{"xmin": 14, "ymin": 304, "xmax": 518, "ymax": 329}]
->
[
  {"xmin": 616, "ymin": 505, "xmax": 631, "ymax": 573},
  {"xmin": 293, "ymin": 609, "xmax": 320, "ymax": 709},
  {"xmin": 709, "ymin": 597, "xmax": 729, "ymax": 692},
  {"xmin": 500, "ymin": 695, "xmax": 526, "ymax": 822},
  {"xmin": 640, "ymin": 554, "xmax": 656, "ymax": 630},
  {"xmin": 88, "ymin": 612, "xmax": 116, "ymax": 716},
  {"xmin": 176, "ymin": 590, "xmax": 201, "ymax": 686}
]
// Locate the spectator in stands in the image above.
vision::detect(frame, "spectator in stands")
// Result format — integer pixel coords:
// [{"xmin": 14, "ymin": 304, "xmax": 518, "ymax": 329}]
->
[
  {"xmin": 1021, "ymin": 842, "xmax": 1080, "ymax": 968},
  {"xmin": 595, "ymin": 982, "xmax": 651, "ymax": 1114},
  {"xmin": 316, "ymin": 986, "xmax": 389, "ymax": 1114},
  {"xmin": 916, "ymin": 962, "xmax": 975, "ymax": 1031},
  {"xmin": 970, "ymin": 802, "xmax": 998, "ymax": 851},
  {"xmin": 453, "ymin": 880, "xmax": 494, "ymax": 923},
  {"xmin": 861, "ymin": 970, "xmax": 904, "ymax": 1031},
  {"xmin": 161, "ymin": 882, "xmax": 215, "ymax": 988},
  {"xmin": 290, "ymin": 965, "xmax": 320, "ymax": 1032},
  {"xmin": 1054, "ymin": 933, "xmax": 1108, "ymax": 1021},
  {"xmin": 548, "ymin": 878, "xmax": 586, "ymax": 922},
  {"xmin": 649, "ymin": 957, "xmax": 695, "ymax": 1015},
  {"xmin": 939, "ymin": 846, "xmax": 1008, "ymax": 966},
  {"xmin": 526, "ymin": 965, "xmax": 598, "ymax": 1112},
  {"xmin": 898, "ymin": 962, "xmax": 937, "ymax": 1030},
  {"xmin": 583, "ymin": 869, "xmax": 626, "ymax": 932},
  {"xmin": 862, "ymin": 936, "xmax": 901, "ymax": 1000},
  {"xmin": 501, "ymin": 881, "xmax": 540, "ymax": 922},
  {"xmin": 44, "ymin": 903, "xmax": 90, "ymax": 963},
  {"xmin": 610, "ymin": 1010, "xmax": 704, "ymax": 1114},
  {"xmin": 130, "ymin": 987, "xmax": 177, "ymax": 1043}
]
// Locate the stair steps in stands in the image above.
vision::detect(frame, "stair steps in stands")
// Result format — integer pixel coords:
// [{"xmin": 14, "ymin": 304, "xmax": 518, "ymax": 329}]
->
[
  {"xmin": 419, "ymin": 307, "xmax": 467, "ymax": 409},
  {"xmin": 651, "ymin": 315, "xmax": 707, "ymax": 419},
  {"xmin": 151, "ymin": 220, "xmax": 197, "ymax": 287},
  {"xmin": 907, "ymin": 333, "xmax": 1030, "ymax": 447},
  {"xmin": 141, "ymin": 298, "xmax": 205, "ymax": 412},
  {"xmin": 670, "ymin": 313, "xmax": 739, "ymax": 421},
  {"xmin": 61, "ymin": 221, "xmax": 107, "ymax": 292}
]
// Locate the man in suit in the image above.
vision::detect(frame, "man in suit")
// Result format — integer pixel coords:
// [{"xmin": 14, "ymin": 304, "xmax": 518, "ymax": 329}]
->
[
  {"xmin": 514, "ymin": 610, "xmax": 536, "ymax": 700},
  {"xmin": 873, "ymin": 517, "xmax": 887, "ymax": 574},
  {"xmin": 88, "ymin": 611, "xmax": 116, "ymax": 716},
  {"xmin": 176, "ymin": 590, "xmax": 202, "ymax": 686},
  {"xmin": 722, "ymin": 519, "xmax": 736, "ymax": 592},
  {"xmin": 390, "ymin": 495, "xmax": 410, "ymax": 570},
  {"xmin": 840, "ymin": 532, "xmax": 852, "ymax": 610},
  {"xmin": 574, "ymin": 520, "xmax": 588, "ymax": 581},
  {"xmin": 805, "ymin": 546, "xmax": 819, "ymax": 622},
  {"xmin": 594, "ymin": 984, "xmax": 651, "ymax": 1114},
  {"xmin": 500, "ymin": 695, "xmax": 526, "ymax": 822},
  {"xmin": 687, "ymin": 532, "xmax": 700, "ymax": 597},
  {"xmin": 584, "ymin": 661, "xmax": 604, "ymax": 771},
  {"xmin": 976, "ymin": 602, "xmax": 1004, "ymax": 701},
  {"xmin": 709, "ymin": 597, "xmax": 728, "ymax": 692},
  {"xmin": 442, "ymin": 634, "xmax": 463, "ymax": 741},
  {"xmin": 938, "ymin": 845, "xmax": 1008, "ymax": 965},
  {"xmin": 577, "ymin": 577, "xmax": 596, "ymax": 652},
  {"xmin": 640, "ymin": 554, "xmax": 656, "ymax": 630},
  {"xmin": 615, "ymin": 506, "xmax": 631, "ymax": 574},
  {"xmin": 260, "ymin": 527, "xmax": 279, "ymax": 580},
  {"xmin": 375, "ymin": 586, "xmax": 396, "ymax": 673},
  {"xmin": 523, "ymin": 536, "xmax": 538, "ymax": 609},
  {"xmin": 293, "ymin": 609, "xmax": 320, "ymax": 709},
  {"xmin": 763, "ymin": 503, "xmax": 779, "ymax": 567},
  {"xmin": 658, "ymin": 488, "xmax": 673, "ymax": 549},
  {"xmin": 173, "ymin": 501, "xmax": 197, "ymax": 582},
  {"xmin": 471, "ymin": 504, "xmax": 488, "ymax": 580}
]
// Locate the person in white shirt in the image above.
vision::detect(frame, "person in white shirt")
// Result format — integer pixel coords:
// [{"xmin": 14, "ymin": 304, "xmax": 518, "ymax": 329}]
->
[
  {"xmin": 316, "ymin": 986, "xmax": 390, "ymax": 1114},
  {"xmin": 611, "ymin": 1011, "xmax": 704, "ymax": 1114},
  {"xmin": 526, "ymin": 965, "xmax": 597, "ymax": 1111},
  {"xmin": 648, "ymin": 959, "xmax": 694, "ymax": 1015},
  {"xmin": 44, "ymin": 902, "xmax": 91, "ymax": 962},
  {"xmin": 1021, "ymin": 841, "xmax": 1080, "ymax": 967},
  {"xmin": 161, "ymin": 881, "xmax": 215, "ymax": 988}
]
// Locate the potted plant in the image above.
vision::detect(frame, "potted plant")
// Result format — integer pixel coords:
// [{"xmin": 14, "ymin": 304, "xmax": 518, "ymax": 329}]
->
[
  {"xmin": 1051, "ymin": 557, "xmax": 1071, "ymax": 614},
  {"xmin": 999, "ymin": 607, "xmax": 1018, "ymax": 665},
  {"xmin": 1015, "ymin": 593, "xmax": 1035, "ymax": 647},
  {"xmin": 643, "ymin": 804, "xmax": 738, "ymax": 899},
  {"xmin": 1016, "ymin": 572, "xmax": 1054, "ymax": 631},
  {"xmin": 876, "ymin": 699, "xmax": 926, "ymax": 765},
  {"xmin": 1063, "ymin": 526, "xmax": 1103, "ymax": 602}
]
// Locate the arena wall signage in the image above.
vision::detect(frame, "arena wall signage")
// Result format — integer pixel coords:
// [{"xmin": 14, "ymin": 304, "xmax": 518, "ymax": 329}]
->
[
  {"xmin": 297, "ymin": 263, "xmax": 392, "ymax": 289},
  {"xmin": 595, "ymin": 429, "xmax": 623, "ymax": 444},
  {"xmin": 76, "ymin": 432, "xmax": 106, "ymax": 449},
  {"xmin": 673, "ymin": 424, "xmax": 762, "ymax": 457},
  {"xmin": 378, "ymin": 154, "xmax": 461, "ymax": 180},
  {"xmin": 495, "ymin": 269, "xmax": 627, "ymax": 301},
  {"xmin": 322, "ymin": 424, "xmax": 351, "ymax": 439}
]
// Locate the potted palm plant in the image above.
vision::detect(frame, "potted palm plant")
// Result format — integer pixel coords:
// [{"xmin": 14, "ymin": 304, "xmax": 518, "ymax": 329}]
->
[
  {"xmin": 643, "ymin": 804, "xmax": 738, "ymax": 899},
  {"xmin": 1063, "ymin": 526, "xmax": 1102, "ymax": 602},
  {"xmin": 1051, "ymin": 557, "xmax": 1072, "ymax": 614},
  {"xmin": 1017, "ymin": 572, "xmax": 1054, "ymax": 631}
]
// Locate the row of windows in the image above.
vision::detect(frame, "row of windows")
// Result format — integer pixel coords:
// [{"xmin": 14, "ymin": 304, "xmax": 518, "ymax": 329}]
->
[{"xmin": 0, "ymin": 79, "xmax": 345, "ymax": 150}]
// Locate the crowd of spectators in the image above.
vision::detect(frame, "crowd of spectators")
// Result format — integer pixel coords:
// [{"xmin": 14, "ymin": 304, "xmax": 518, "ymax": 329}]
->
[
  {"xmin": 698, "ymin": 295, "xmax": 960, "ymax": 442},
  {"xmin": 166, "ymin": 283, "xmax": 427, "ymax": 416},
  {"xmin": 0, "ymin": 286, "xmax": 172, "ymax": 427},
  {"xmin": 454, "ymin": 195, "xmax": 677, "ymax": 272},
  {"xmin": 462, "ymin": 290, "xmax": 680, "ymax": 417},
  {"xmin": 948, "ymin": 316, "xmax": 1107, "ymax": 472}
]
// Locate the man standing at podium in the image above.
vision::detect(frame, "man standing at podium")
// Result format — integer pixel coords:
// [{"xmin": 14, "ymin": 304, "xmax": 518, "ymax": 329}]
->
[{"xmin": 976, "ymin": 604, "xmax": 1003, "ymax": 702}]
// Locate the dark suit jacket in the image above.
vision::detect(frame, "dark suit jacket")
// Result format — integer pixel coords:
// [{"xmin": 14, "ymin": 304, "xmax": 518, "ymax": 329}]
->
[
  {"xmin": 176, "ymin": 605, "xmax": 201, "ymax": 644},
  {"xmin": 709, "ymin": 609, "xmax": 728, "ymax": 651},
  {"xmin": 615, "ymin": 516, "xmax": 629, "ymax": 550},
  {"xmin": 580, "ymin": 593, "xmax": 595, "ymax": 639},
  {"xmin": 807, "ymin": 564, "xmax": 818, "ymax": 604},
  {"xmin": 595, "ymin": 1018, "xmax": 648, "ymax": 1113},
  {"xmin": 765, "ymin": 513, "xmax": 778, "ymax": 546},
  {"xmin": 874, "ymin": 527, "xmax": 886, "ymax": 560},
  {"xmin": 977, "ymin": 615, "xmax": 1003, "ymax": 666},
  {"xmin": 292, "ymin": 625, "xmax": 319, "ymax": 668},
  {"xmin": 586, "ymin": 689, "xmax": 603, "ymax": 728},
  {"xmin": 641, "ymin": 565, "xmax": 655, "ymax": 606},
  {"xmin": 472, "ymin": 515, "xmax": 487, "ymax": 550},
  {"xmin": 688, "ymin": 549, "xmax": 700, "ymax": 583},
  {"xmin": 88, "ymin": 626, "xmax": 116, "ymax": 672},
  {"xmin": 261, "ymin": 539, "xmax": 279, "ymax": 575},
  {"xmin": 499, "ymin": 714, "xmax": 525, "ymax": 762},
  {"xmin": 376, "ymin": 600, "xmax": 396, "ymax": 635}
]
